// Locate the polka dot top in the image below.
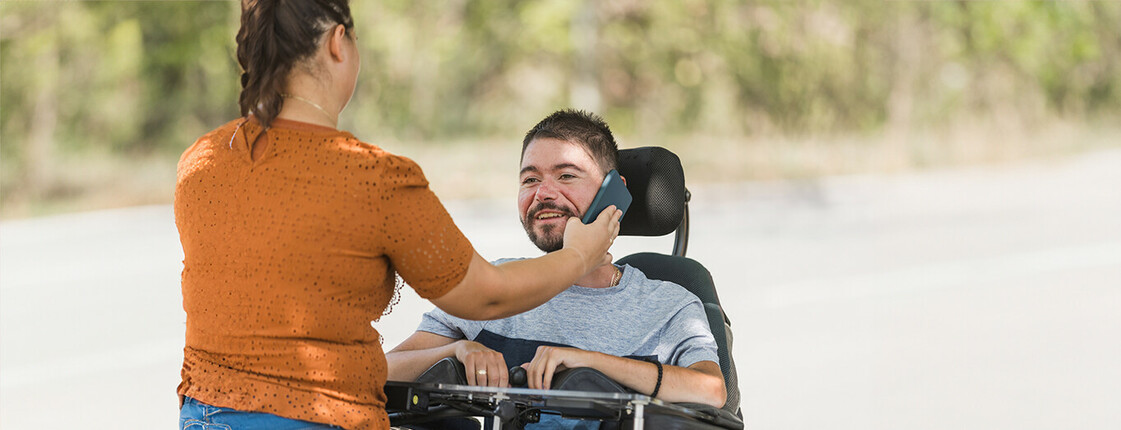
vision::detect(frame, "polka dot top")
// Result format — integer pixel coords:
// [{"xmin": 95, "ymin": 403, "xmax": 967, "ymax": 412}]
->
[{"xmin": 174, "ymin": 117, "xmax": 474, "ymax": 430}]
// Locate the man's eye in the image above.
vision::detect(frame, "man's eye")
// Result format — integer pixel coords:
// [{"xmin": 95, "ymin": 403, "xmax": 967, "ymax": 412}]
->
[
  {"xmin": 522, "ymin": 177, "xmax": 540, "ymax": 185},
  {"xmin": 559, "ymin": 174, "xmax": 576, "ymax": 180}
]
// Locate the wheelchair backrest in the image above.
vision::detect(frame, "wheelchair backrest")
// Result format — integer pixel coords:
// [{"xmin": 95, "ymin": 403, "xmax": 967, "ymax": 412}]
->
[
  {"xmin": 616, "ymin": 147, "xmax": 741, "ymax": 415},
  {"xmin": 616, "ymin": 252, "xmax": 741, "ymax": 415}
]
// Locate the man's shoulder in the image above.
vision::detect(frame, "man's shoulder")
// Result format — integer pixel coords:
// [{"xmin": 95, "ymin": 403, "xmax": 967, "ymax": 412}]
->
[{"xmin": 620, "ymin": 265, "xmax": 701, "ymax": 306}]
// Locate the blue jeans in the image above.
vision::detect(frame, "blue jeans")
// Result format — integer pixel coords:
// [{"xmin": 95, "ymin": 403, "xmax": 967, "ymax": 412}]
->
[
  {"xmin": 180, "ymin": 396, "xmax": 341, "ymax": 429},
  {"xmin": 526, "ymin": 413, "xmax": 601, "ymax": 429},
  {"xmin": 482, "ymin": 413, "xmax": 600, "ymax": 430}
]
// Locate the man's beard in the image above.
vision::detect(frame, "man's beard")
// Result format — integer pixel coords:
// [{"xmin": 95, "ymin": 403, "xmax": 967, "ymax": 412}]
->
[{"xmin": 522, "ymin": 201, "xmax": 577, "ymax": 253}]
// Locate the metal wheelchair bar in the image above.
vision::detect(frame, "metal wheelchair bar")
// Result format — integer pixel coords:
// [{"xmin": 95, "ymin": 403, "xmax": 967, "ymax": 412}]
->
[{"xmin": 633, "ymin": 399, "xmax": 646, "ymax": 429}]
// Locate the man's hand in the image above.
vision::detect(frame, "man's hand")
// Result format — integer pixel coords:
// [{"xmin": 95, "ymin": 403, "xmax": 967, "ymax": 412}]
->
[
  {"xmin": 521, "ymin": 346, "xmax": 597, "ymax": 390},
  {"xmin": 455, "ymin": 340, "xmax": 509, "ymax": 388}
]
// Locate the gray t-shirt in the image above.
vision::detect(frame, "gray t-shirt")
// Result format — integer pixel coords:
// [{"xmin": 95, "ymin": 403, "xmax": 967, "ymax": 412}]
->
[{"xmin": 418, "ymin": 261, "xmax": 719, "ymax": 370}]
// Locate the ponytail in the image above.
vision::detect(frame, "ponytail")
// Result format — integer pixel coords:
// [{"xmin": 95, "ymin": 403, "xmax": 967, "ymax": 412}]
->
[{"xmin": 236, "ymin": 0, "xmax": 354, "ymax": 128}]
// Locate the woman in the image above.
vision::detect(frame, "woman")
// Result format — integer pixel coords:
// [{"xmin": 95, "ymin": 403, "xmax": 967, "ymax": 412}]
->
[{"xmin": 175, "ymin": 1, "xmax": 620, "ymax": 429}]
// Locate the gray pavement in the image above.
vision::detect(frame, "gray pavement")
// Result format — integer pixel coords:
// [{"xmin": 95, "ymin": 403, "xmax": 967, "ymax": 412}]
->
[{"xmin": 2, "ymin": 149, "xmax": 1119, "ymax": 429}]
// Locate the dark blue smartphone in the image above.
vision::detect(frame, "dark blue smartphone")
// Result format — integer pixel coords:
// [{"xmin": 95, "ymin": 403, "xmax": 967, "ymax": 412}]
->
[{"xmin": 581, "ymin": 169, "xmax": 632, "ymax": 224}]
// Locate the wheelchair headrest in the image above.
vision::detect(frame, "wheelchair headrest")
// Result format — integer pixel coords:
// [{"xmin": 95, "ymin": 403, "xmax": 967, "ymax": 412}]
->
[{"xmin": 617, "ymin": 147, "xmax": 686, "ymax": 237}]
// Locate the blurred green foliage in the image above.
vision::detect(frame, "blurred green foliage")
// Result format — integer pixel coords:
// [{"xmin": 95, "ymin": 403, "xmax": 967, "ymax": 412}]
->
[{"xmin": 2, "ymin": 0, "xmax": 1121, "ymax": 212}]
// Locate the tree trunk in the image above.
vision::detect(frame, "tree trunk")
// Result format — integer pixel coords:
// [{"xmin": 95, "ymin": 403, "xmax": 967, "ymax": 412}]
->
[
  {"xmin": 26, "ymin": 29, "xmax": 59, "ymax": 199},
  {"xmin": 569, "ymin": 0, "xmax": 601, "ymax": 112}
]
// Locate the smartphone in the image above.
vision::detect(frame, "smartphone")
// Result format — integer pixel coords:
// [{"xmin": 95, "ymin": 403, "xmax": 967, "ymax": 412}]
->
[{"xmin": 581, "ymin": 169, "xmax": 632, "ymax": 224}]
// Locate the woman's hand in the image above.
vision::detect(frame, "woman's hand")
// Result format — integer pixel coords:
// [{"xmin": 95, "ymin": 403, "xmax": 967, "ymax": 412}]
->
[
  {"xmin": 561, "ymin": 206, "xmax": 622, "ymax": 274},
  {"xmin": 455, "ymin": 340, "xmax": 509, "ymax": 388}
]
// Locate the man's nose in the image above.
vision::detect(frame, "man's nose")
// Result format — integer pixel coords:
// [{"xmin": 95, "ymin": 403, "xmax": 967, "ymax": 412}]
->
[{"xmin": 534, "ymin": 181, "xmax": 559, "ymax": 202}]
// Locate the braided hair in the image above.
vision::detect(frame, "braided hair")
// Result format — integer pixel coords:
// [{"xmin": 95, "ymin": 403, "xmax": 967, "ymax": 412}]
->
[{"xmin": 235, "ymin": 0, "xmax": 354, "ymax": 128}]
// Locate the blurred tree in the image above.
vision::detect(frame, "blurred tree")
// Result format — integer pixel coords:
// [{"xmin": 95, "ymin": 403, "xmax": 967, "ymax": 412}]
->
[
  {"xmin": 2, "ymin": 1, "xmax": 238, "ymax": 200},
  {"xmin": 3, "ymin": 0, "xmax": 1121, "ymax": 214}
]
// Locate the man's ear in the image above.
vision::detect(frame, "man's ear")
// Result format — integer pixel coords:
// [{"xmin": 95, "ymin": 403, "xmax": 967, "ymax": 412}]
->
[
  {"xmin": 326, "ymin": 24, "xmax": 348, "ymax": 62},
  {"xmin": 621, "ymin": 175, "xmax": 627, "ymax": 186}
]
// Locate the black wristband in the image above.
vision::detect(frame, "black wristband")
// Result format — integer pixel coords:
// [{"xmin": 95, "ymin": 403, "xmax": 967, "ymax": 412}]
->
[{"xmin": 650, "ymin": 360, "xmax": 663, "ymax": 398}]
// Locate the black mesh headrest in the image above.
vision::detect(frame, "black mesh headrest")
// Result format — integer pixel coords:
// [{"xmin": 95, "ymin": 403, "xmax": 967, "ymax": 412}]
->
[{"xmin": 617, "ymin": 147, "xmax": 686, "ymax": 236}]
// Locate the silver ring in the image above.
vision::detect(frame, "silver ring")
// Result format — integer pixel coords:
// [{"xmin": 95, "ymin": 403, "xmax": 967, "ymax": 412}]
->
[{"xmin": 476, "ymin": 369, "xmax": 487, "ymax": 376}]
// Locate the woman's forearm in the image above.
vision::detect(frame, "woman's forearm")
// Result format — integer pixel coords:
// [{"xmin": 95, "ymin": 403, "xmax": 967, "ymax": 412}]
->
[
  {"xmin": 430, "ymin": 209, "xmax": 619, "ymax": 320},
  {"xmin": 431, "ymin": 249, "xmax": 591, "ymax": 320}
]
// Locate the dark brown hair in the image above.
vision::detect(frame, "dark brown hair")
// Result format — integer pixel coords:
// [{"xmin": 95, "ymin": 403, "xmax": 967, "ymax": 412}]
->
[
  {"xmin": 522, "ymin": 109, "xmax": 620, "ymax": 174},
  {"xmin": 236, "ymin": 0, "xmax": 354, "ymax": 128}
]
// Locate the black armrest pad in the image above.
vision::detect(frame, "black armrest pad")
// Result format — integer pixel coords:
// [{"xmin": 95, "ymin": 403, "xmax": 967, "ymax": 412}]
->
[
  {"xmin": 670, "ymin": 403, "xmax": 745, "ymax": 430},
  {"xmin": 415, "ymin": 357, "xmax": 468, "ymax": 385},
  {"xmin": 551, "ymin": 367, "xmax": 636, "ymax": 394},
  {"xmin": 551, "ymin": 368, "xmax": 744, "ymax": 429}
]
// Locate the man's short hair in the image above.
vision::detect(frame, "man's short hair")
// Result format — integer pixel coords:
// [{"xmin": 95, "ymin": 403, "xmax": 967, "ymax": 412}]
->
[{"xmin": 521, "ymin": 109, "xmax": 619, "ymax": 174}]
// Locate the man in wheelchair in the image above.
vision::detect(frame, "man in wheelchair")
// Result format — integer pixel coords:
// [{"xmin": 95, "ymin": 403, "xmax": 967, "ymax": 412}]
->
[{"xmin": 385, "ymin": 110, "xmax": 728, "ymax": 428}]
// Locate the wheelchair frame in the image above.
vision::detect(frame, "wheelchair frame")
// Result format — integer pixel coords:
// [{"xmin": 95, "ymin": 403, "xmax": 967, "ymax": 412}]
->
[
  {"xmin": 385, "ymin": 381, "xmax": 725, "ymax": 429},
  {"xmin": 385, "ymin": 147, "xmax": 741, "ymax": 429}
]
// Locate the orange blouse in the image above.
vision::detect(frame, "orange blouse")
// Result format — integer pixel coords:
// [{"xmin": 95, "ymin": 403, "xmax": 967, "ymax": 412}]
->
[{"xmin": 175, "ymin": 117, "xmax": 473, "ymax": 429}]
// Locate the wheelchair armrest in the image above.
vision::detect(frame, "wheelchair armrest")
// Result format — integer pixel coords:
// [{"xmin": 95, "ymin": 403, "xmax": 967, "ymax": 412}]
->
[
  {"xmin": 414, "ymin": 357, "xmax": 529, "ymax": 387},
  {"xmin": 667, "ymin": 403, "xmax": 745, "ymax": 430},
  {"xmin": 551, "ymin": 367, "xmax": 636, "ymax": 394},
  {"xmin": 404, "ymin": 361, "xmax": 744, "ymax": 429},
  {"xmin": 416, "ymin": 359, "xmax": 629, "ymax": 392},
  {"xmin": 416, "ymin": 359, "xmax": 633, "ymax": 393},
  {"xmin": 415, "ymin": 357, "xmax": 468, "ymax": 385}
]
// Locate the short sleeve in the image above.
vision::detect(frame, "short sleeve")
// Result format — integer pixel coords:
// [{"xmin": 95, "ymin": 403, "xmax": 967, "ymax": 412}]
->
[
  {"xmin": 416, "ymin": 308, "xmax": 469, "ymax": 339},
  {"xmin": 663, "ymin": 299, "xmax": 720, "ymax": 368},
  {"xmin": 376, "ymin": 155, "xmax": 474, "ymax": 299}
]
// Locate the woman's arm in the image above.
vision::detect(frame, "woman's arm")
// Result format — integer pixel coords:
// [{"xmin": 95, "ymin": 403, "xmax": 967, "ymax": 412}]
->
[{"xmin": 430, "ymin": 209, "xmax": 620, "ymax": 320}]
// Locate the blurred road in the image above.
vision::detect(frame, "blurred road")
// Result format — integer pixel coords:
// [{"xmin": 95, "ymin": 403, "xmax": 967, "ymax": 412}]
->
[{"xmin": 2, "ymin": 149, "xmax": 1119, "ymax": 429}]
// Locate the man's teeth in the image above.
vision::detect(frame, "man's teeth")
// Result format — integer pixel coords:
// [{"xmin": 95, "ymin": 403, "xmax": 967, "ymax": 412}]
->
[{"xmin": 537, "ymin": 213, "xmax": 565, "ymax": 220}]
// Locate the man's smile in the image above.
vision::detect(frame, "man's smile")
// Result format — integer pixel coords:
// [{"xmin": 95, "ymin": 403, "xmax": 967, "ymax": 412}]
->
[
  {"xmin": 527, "ymin": 202, "xmax": 577, "ymax": 227},
  {"xmin": 535, "ymin": 211, "xmax": 568, "ymax": 220}
]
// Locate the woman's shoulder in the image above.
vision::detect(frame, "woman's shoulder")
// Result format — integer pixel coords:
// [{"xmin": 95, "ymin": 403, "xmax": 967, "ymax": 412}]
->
[
  {"xmin": 267, "ymin": 123, "xmax": 421, "ymax": 173},
  {"xmin": 193, "ymin": 118, "xmax": 249, "ymax": 144},
  {"xmin": 181, "ymin": 118, "xmax": 248, "ymax": 160},
  {"xmin": 331, "ymin": 138, "xmax": 432, "ymax": 187}
]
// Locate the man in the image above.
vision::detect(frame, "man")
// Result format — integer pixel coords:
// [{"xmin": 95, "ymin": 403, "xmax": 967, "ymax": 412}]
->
[{"xmin": 386, "ymin": 110, "xmax": 726, "ymax": 420}]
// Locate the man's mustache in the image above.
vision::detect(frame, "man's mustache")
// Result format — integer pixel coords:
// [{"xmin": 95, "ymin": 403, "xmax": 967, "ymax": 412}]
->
[{"xmin": 527, "ymin": 202, "xmax": 577, "ymax": 221}]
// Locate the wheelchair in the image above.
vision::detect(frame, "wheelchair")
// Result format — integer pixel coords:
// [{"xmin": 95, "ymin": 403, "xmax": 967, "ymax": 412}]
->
[{"xmin": 384, "ymin": 147, "xmax": 743, "ymax": 429}]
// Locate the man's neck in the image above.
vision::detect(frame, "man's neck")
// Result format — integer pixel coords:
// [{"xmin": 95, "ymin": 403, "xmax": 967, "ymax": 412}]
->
[{"xmin": 574, "ymin": 263, "xmax": 620, "ymax": 289}]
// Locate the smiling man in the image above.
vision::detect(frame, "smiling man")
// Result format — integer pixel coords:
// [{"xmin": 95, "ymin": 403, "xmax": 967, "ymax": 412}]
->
[{"xmin": 386, "ymin": 109, "xmax": 725, "ymax": 428}]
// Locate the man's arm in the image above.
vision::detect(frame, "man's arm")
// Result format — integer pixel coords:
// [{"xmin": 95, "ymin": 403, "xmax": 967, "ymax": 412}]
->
[
  {"xmin": 385, "ymin": 331, "xmax": 460, "ymax": 382},
  {"xmin": 521, "ymin": 346, "xmax": 727, "ymax": 408},
  {"xmin": 386, "ymin": 331, "xmax": 511, "ymax": 387}
]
